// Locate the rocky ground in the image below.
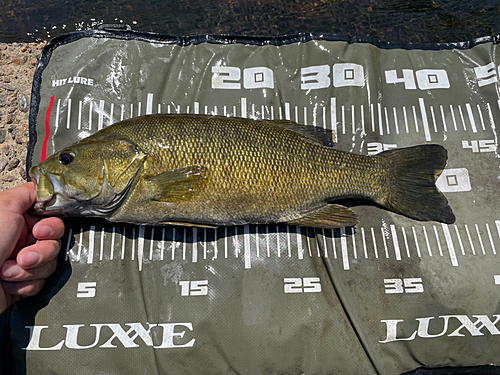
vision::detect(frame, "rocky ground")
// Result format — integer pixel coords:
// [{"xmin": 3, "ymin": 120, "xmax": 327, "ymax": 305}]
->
[{"xmin": 0, "ymin": 42, "xmax": 45, "ymax": 192}]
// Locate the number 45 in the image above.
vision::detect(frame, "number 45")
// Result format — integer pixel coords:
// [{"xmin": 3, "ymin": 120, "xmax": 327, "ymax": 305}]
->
[{"xmin": 462, "ymin": 140, "xmax": 496, "ymax": 153}]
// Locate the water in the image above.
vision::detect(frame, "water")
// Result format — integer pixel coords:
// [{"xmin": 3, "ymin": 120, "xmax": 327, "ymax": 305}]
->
[{"xmin": 0, "ymin": 0, "xmax": 499, "ymax": 43}]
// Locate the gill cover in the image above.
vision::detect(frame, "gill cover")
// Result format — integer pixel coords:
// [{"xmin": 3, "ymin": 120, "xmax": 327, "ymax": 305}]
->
[{"xmin": 99, "ymin": 138, "xmax": 147, "ymax": 195}]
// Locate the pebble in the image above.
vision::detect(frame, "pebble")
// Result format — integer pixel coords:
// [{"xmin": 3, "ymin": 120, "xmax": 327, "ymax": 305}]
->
[
  {"xmin": 1, "ymin": 175, "xmax": 14, "ymax": 183},
  {"xmin": 7, "ymin": 157, "xmax": 20, "ymax": 171},
  {"xmin": 0, "ymin": 128, "xmax": 5, "ymax": 144},
  {"xmin": 19, "ymin": 167, "xmax": 26, "ymax": 180},
  {"xmin": 0, "ymin": 158, "xmax": 7, "ymax": 173},
  {"xmin": 18, "ymin": 93, "xmax": 28, "ymax": 112},
  {"xmin": 1, "ymin": 144, "xmax": 9, "ymax": 155},
  {"xmin": 15, "ymin": 132, "xmax": 25, "ymax": 144},
  {"xmin": 20, "ymin": 46, "xmax": 27, "ymax": 52},
  {"xmin": 11, "ymin": 55, "xmax": 26, "ymax": 65}
]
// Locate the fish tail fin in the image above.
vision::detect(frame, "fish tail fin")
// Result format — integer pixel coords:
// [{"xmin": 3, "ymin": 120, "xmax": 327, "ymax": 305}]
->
[{"xmin": 376, "ymin": 145, "xmax": 455, "ymax": 224}]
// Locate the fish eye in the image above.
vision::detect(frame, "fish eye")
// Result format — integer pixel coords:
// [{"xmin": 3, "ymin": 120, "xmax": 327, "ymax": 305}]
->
[{"xmin": 59, "ymin": 152, "xmax": 75, "ymax": 165}]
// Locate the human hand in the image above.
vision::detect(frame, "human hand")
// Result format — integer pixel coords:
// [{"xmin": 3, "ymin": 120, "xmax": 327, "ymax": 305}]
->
[{"xmin": 0, "ymin": 182, "xmax": 65, "ymax": 315}]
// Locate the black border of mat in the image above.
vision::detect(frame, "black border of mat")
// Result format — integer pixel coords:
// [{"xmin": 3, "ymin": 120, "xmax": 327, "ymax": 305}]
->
[{"xmin": 26, "ymin": 25, "xmax": 500, "ymax": 175}]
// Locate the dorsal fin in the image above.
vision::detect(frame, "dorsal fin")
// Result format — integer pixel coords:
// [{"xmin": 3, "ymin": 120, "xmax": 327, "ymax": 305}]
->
[{"xmin": 262, "ymin": 119, "xmax": 336, "ymax": 147}]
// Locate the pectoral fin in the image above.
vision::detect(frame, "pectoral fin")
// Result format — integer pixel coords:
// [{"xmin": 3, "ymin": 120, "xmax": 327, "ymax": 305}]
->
[
  {"xmin": 284, "ymin": 204, "xmax": 358, "ymax": 228},
  {"xmin": 144, "ymin": 165, "xmax": 207, "ymax": 202}
]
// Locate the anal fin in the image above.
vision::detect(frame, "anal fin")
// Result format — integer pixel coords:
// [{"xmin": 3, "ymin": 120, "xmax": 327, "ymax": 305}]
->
[
  {"xmin": 158, "ymin": 221, "xmax": 217, "ymax": 229},
  {"xmin": 284, "ymin": 204, "xmax": 358, "ymax": 228}
]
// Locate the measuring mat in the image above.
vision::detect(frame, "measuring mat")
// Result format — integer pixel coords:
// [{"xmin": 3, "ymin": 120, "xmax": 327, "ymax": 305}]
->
[{"xmin": 3, "ymin": 27, "xmax": 500, "ymax": 374}]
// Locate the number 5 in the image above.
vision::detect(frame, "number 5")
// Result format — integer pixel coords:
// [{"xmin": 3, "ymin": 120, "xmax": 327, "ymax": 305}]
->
[{"xmin": 77, "ymin": 282, "xmax": 97, "ymax": 298}]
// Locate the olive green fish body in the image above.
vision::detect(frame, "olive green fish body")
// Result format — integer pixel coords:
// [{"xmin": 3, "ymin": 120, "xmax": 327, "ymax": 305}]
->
[
  {"xmin": 90, "ymin": 115, "xmax": 383, "ymax": 225},
  {"xmin": 30, "ymin": 114, "xmax": 455, "ymax": 228}
]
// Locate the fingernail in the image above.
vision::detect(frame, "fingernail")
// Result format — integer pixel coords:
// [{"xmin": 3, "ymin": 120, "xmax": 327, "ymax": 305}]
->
[
  {"xmin": 35, "ymin": 224, "xmax": 52, "ymax": 238},
  {"xmin": 2, "ymin": 264, "xmax": 21, "ymax": 279},
  {"xmin": 20, "ymin": 252, "xmax": 41, "ymax": 267}
]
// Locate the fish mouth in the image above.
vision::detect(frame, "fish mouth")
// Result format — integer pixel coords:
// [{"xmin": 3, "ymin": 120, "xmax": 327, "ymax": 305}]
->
[
  {"xmin": 29, "ymin": 166, "xmax": 60, "ymax": 213},
  {"xmin": 32, "ymin": 195, "xmax": 56, "ymax": 211}
]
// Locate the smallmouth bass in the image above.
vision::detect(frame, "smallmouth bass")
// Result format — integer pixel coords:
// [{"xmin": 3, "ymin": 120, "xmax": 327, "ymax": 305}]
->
[{"xmin": 29, "ymin": 114, "xmax": 455, "ymax": 228}]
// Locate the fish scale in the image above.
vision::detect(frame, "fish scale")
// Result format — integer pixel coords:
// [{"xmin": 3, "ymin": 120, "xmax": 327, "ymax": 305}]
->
[{"xmin": 29, "ymin": 114, "xmax": 455, "ymax": 227}]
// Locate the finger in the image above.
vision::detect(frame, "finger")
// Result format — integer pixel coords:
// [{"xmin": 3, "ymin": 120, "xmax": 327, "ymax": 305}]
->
[
  {"xmin": 1, "ymin": 259, "xmax": 57, "ymax": 282},
  {"xmin": 0, "ymin": 182, "xmax": 37, "ymax": 215},
  {"xmin": 9, "ymin": 225, "xmax": 31, "ymax": 260},
  {"xmin": 32, "ymin": 217, "xmax": 65, "ymax": 240},
  {"xmin": 17, "ymin": 239, "xmax": 61, "ymax": 270},
  {"xmin": 23, "ymin": 211, "xmax": 42, "ymax": 232},
  {"xmin": 2, "ymin": 279, "xmax": 46, "ymax": 297}
]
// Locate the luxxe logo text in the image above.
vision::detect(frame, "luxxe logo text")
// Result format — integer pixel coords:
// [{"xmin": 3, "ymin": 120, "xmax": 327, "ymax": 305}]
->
[
  {"xmin": 380, "ymin": 314, "xmax": 500, "ymax": 343},
  {"xmin": 24, "ymin": 322, "xmax": 194, "ymax": 350}
]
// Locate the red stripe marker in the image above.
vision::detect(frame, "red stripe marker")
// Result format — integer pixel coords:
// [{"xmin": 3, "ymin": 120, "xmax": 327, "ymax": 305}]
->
[{"xmin": 41, "ymin": 96, "xmax": 55, "ymax": 162}]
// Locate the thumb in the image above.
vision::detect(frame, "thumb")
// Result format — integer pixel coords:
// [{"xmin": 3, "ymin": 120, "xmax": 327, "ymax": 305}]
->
[
  {"xmin": 0, "ymin": 183, "xmax": 37, "ymax": 265},
  {"xmin": 1, "ymin": 182, "xmax": 38, "ymax": 215}
]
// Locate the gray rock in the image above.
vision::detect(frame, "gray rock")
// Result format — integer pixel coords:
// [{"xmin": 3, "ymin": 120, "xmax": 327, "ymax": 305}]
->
[
  {"xmin": 18, "ymin": 93, "xmax": 28, "ymax": 112},
  {"xmin": 0, "ymin": 128, "xmax": 6, "ymax": 144}
]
